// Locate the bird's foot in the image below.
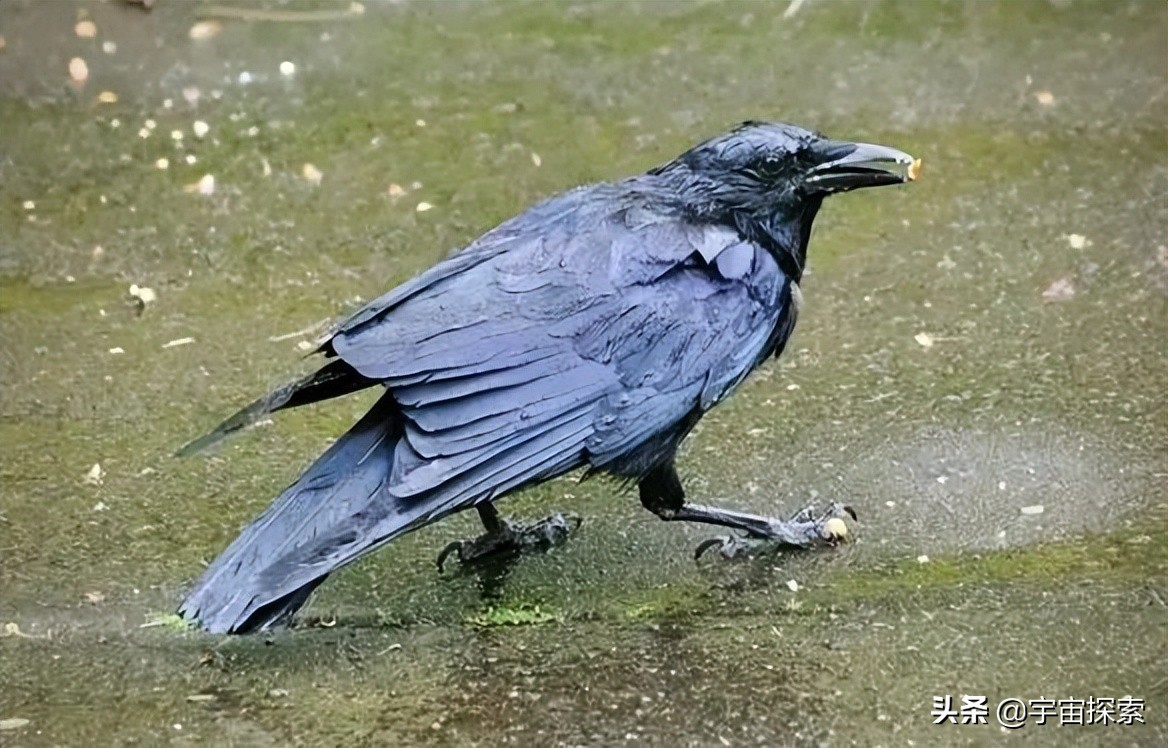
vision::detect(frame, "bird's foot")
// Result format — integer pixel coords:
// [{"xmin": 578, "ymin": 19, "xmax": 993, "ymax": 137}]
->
[
  {"xmin": 694, "ymin": 502, "xmax": 856, "ymax": 561},
  {"xmin": 436, "ymin": 512, "xmax": 582, "ymax": 571}
]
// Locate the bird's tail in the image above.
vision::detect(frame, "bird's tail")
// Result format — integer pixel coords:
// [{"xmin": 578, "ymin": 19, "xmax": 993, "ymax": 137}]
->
[
  {"xmin": 178, "ymin": 392, "xmax": 422, "ymax": 634},
  {"xmin": 176, "ymin": 359, "xmax": 377, "ymax": 457}
]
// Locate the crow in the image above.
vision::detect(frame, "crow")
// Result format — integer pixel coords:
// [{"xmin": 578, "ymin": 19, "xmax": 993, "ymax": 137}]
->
[{"xmin": 177, "ymin": 121, "xmax": 917, "ymax": 634}]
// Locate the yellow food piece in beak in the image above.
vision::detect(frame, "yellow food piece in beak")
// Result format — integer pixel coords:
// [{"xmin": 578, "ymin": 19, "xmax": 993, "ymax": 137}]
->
[{"xmin": 907, "ymin": 158, "xmax": 922, "ymax": 182}]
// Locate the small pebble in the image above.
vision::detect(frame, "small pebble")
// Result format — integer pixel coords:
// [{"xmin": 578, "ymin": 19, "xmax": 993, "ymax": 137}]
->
[
  {"xmin": 786, "ymin": 579, "xmax": 800, "ymax": 592},
  {"xmin": 192, "ymin": 120, "xmax": 209, "ymax": 138},
  {"xmin": 129, "ymin": 284, "xmax": 157, "ymax": 304},
  {"xmin": 914, "ymin": 332, "xmax": 935, "ymax": 348},
  {"xmin": 386, "ymin": 183, "xmax": 406, "ymax": 197},
  {"xmin": 1034, "ymin": 90, "xmax": 1055, "ymax": 106},
  {"xmin": 75, "ymin": 20, "xmax": 97, "ymax": 38},
  {"xmin": 238, "ymin": 71, "xmax": 253, "ymax": 85},
  {"xmin": 279, "ymin": 60, "xmax": 296, "ymax": 77},
  {"xmin": 21, "ymin": 200, "xmax": 34, "ymax": 210},
  {"xmin": 109, "ymin": 347, "xmax": 124, "ymax": 355},
  {"xmin": 190, "ymin": 174, "xmax": 215, "ymax": 195},
  {"xmin": 162, "ymin": 337, "xmax": 196, "ymax": 349},
  {"xmin": 144, "ymin": 119, "xmax": 156, "ymax": 130},
  {"xmin": 821, "ymin": 517, "xmax": 849, "ymax": 541},
  {"xmin": 170, "ymin": 129, "xmax": 184, "ymax": 141},
  {"xmin": 102, "ymin": 40, "xmax": 117, "ymax": 54},
  {"xmin": 0, "ymin": 719, "xmax": 30, "ymax": 731},
  {"xmin": 1066, "ymin": 234, "xmax": 1089, "ymax": 250},
  {"xmin": 155, "ymin": 158, "xmax": 169, "ymax": 169},
  {"xmin": 185, "ymin": 154, "xmax": 197, "ymax": 165},
  {"xmin": 189, "ymin": 20, "xmax": 222, "ymax": 40},
  {"xmin": 97, "ymin": 90, "xmax": 118, "ymax": 104},
  {"xmin": 916, "ymin": 554, "xmax": 930, "ymax": 564},
  {"xmin": 1020, "ymin": 505, "xmax": 1045, "ymax": 516},
  {"xmin": 138, "ymin": 127, "xmax": 151, "ymax": 139},
  {"xmin": 301, "ymin": 163, "xmax": 323, "ymax": 185},
  {"xmin": 69, "ymin": 56, "xmax": 89, "ymax": 84},
  {"xmin": 415, "ymin": 202, "xmax": 433, "ymax": 212},
  {"xmin": 531, "ymin": 152, "xmax": 542, "ymax": 167}
]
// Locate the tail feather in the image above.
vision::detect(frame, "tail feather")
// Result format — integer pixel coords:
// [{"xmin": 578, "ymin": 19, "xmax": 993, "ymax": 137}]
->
[
  {"xmin": 178, "ymin": 392, "xmax": 418, "ymax": 634},
  {"xmin": 176, "ymin": 359, "xmax": 377, "ymax": 457}
]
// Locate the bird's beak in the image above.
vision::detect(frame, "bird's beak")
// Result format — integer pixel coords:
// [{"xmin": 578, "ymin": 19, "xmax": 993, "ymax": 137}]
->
[{"xmin": 804, "ymin": 140, "xmax": 920, "ymax": 193}]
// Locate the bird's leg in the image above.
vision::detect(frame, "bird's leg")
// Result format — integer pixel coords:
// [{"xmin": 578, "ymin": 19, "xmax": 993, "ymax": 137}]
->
[
  {"xmin": 436, "ymin": 502, "xmax": 581, "ymax": 572},
  {"xmin": 638, "ymin": 463, "xmax": 855, "ymax": 561}
]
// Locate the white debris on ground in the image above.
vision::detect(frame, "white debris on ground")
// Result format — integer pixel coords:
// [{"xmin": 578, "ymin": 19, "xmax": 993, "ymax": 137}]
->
[
  {"xmin": 84, "ymin": 463, "xmax": 104, "ymax": 485},
  {"xmin": 301, "ymin": 163, "xmax": 323, "ymax": 185},
  {"xmin": 1042, "ymin": 277, "xmax": 1076, "ymax": 302}
]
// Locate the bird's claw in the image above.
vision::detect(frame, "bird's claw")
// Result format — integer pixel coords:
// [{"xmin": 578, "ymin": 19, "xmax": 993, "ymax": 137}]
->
[
  {"xmin": 694, "ymin": 502, "xmax": 857, "ymax": 561},
  {"xmin": 435, "ymin": 541, "xmax": 466, "ymax": 573},
  {"xmin": 436, "ymin": 512, "xmax": 582, "ymax": 572}
]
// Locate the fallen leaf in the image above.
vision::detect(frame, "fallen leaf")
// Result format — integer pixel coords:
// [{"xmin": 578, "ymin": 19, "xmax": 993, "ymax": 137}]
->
[
  {"xmin": 914, "ymin": 332, "xmax": 935, "ymax": 348},
  {"xmin": 85, "ymin": 591, "xmax": 105, "ymax": 604},
  {"xmin": 1041, "ymin": 277, "xmax": 1075, "ymax": 303},
  {"xmin": 786, "ymin": 579, "xmax": 799, "ymax": 592},
  {"xmin": 415, "ymin": 202, "xmax": 433, "ymax": 213},
  {"xmin": 162, "ymin": 337, "xmax": 196, "ymax": 349},
  {"xmin": 0, "ymin": 719, "xmax": 30, "ymax": 731}
]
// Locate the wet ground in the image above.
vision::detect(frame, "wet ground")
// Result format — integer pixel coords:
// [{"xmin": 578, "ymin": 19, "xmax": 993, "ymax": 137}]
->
[{"xmin": 1, "ymin": 0, "xmax": 1166, "ymax": 745}]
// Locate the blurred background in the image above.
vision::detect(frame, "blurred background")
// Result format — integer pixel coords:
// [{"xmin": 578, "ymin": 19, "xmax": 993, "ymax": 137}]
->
[{"xmin": 0, "ymin": 1, "xmax": 1164, "ymax": 745}]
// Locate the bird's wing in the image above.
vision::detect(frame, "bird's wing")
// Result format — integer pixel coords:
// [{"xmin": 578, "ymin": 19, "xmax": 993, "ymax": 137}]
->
[{"xmin": 329, "ymin": 189, "xmax": 793, "ymax": 513}]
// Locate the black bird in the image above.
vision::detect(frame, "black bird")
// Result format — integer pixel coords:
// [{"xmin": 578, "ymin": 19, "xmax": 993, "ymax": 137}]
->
[{"xmin": 177, "ymin": 121, "xmax": 917, "ymax": 634}]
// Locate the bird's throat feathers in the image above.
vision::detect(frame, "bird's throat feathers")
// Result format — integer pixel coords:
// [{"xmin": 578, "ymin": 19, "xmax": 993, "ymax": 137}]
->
[
  {"xmin": 732, "ymin": 198, "xmax": 823, "ymax": 283},
  {"xmin": 649, "ymin": 163, "xmax": 823, "ymax": 283}
]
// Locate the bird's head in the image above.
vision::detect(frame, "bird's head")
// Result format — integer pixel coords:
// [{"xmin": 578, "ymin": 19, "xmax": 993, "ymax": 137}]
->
[{"xmin": 651, "ymin": 121, "xmax": 918, "ymax": 277}]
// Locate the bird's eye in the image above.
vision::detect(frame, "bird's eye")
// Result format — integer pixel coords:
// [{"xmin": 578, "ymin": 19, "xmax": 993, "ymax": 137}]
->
[{"xmin": 753, "ymin": 157, "xmax": 784, "ymax": 180}]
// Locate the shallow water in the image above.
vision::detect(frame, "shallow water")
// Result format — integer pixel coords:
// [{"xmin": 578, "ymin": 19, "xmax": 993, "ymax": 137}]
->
[{"xmin": 1, "ymin": 1, "xmax": 1165, "ymax": 745}]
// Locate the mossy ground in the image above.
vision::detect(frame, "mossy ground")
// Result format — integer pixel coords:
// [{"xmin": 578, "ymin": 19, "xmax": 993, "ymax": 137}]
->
[{"xmin": 1, "ymin": 0, "xmax": 1165, "ymax": 745}]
